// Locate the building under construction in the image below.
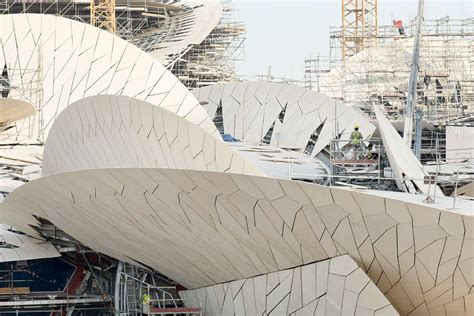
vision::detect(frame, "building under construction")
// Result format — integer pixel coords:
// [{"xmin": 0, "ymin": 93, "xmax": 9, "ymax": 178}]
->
[
  {"xmin": 305, "ymin": 14, "xmax": 473, "ymax": 123},
  {"xmin": 304, "ymin": 1, "xmax": 473, "ymax": 165},
  {"xmin": 1, "ymin": 0, "xmax": 245, "ymax": 88},
  {"xmin": 0, "ymin": 1, "xmax": 473, "ymax": 315}
]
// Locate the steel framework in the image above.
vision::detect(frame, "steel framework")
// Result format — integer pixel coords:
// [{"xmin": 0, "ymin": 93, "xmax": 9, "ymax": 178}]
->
[
  {"xmin": 90, "ymin": 0, "xmax": 116, "ymax": 33},
  {"xmin": 308, "ymin": 17, "xmax": 474, "ymax": 122},
  {"xmin": 341, "ymin": 0, "xmax": 378, "ymax": 60},
  {"xmin": 0, "ymin": 1, "xmax": 245, "ymax": 88}
]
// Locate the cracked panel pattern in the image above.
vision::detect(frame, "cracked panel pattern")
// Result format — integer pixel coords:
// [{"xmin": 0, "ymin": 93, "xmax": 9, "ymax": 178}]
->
[
  {"xmin": 180, "ymin": 255, "xmax": 397, "ymax": 316},
  {"xmin": 41, "ymin": 95, "xmax": 263, "ymax": 176},
  {"xmin": 0, "ymin": 225, "xmax": 59, "ymax": 262},
  {"xmin": 0, "ymin": 14, "xmax": 218, "ymax": 143},
  {"xmin": 192, "ymin": 82, "xmax": 375, "ymax": 155},
  {"xmin": 1, "ymin": 169, "xmax": 472, "ymax": 314}
]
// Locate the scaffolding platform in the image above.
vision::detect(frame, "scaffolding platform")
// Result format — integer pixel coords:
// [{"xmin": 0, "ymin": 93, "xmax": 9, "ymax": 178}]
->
[
  {"xmin": 331, "ymin": 158, "xmax": 379, "ymax": 165},
  {"xmin": 329, "ymin": 139, "xmax": 386, "ymax": 187},
  {"xmin": 149, "ymin": 306, "xmax": 202, "ymax": 315}
]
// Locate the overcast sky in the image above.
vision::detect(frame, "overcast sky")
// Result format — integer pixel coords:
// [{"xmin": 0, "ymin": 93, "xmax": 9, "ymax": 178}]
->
[{"xmin": 233, "ymin": 0, "xmax": 473, "ymax": 81}]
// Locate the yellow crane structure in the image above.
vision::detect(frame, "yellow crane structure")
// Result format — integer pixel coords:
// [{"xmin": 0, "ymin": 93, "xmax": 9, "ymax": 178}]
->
[
  {"xmin": 90, "ymin": 0, "xmax": 116, "ymax": 33},
  {"xmin": 341, "ymin": 0, "xmax": 378, "ymax": 60}
]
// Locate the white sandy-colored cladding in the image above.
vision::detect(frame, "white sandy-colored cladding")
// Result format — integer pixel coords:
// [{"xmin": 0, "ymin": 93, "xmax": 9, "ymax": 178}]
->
[
  {"xmin": 0, "ymin": 225, "xmax": 59, "ymax": 262},
  {"xmin": 0, "ymin": 14, "xmax": 218, "ymax": 143},
  {"xmin": 180, "ymin": 255, "xmax": 398, "ymax": 316},
  {"xmin": 374, "ymin": 105, "xmax": 445, "ymax": 197},
  {"xmin": 0, "ymin": 98, "xmax": 35, "ymax": 132},
  {"xmin": 41, "ymin": 95, "xmax": 263, "ymax": 177},
  {"xmin": 145, "ymin": 0, "xmax": 223, "ymax": 66},
  {"xmin": 1, "ymin": 169, "xmax": 471, "ymax": 314},
  {"xmin": 192, "ymin": 82, "xmax": 375, "ymax": 155}
]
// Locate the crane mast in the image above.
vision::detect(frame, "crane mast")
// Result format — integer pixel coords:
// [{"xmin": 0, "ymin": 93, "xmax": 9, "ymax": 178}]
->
[{"xmin": 90, "ymin": 0, "xmax": 116, "ymax": 33}]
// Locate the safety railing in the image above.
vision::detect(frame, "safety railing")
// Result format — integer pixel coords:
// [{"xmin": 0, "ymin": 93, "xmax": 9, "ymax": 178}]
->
[
  {"xmin": 118, "ymin": 271, "xmax": 204, "ymax": 315},
  {"xmin": 329, "ymin": 139, "xmax": 383, "ymax": 162},
  {"xmin": 146, "ymin": 297, "xmax": 204, "ymax": 316},
  {"xmin": 288, "ymin": 169, "xmax": 474, "ymax": 209}
]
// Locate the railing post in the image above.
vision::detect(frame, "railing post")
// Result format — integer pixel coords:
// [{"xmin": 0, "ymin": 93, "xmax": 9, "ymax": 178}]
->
[
  {"xmin": 452, "ymin": 171, "xmax": 459, "ymax": 209},
  {"xmin": 287, "ymin": 154, "xmax": 291, "ymax": 180}
]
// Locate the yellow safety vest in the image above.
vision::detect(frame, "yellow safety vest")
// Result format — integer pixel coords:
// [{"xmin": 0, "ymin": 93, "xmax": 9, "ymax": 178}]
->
[
  {"xmin": 142, "ymin": 294, "xmax": 151, "ymax": 305},
  {"xmin": 350, "ymin": 131, "xmax": 363, "ymax": 145}
]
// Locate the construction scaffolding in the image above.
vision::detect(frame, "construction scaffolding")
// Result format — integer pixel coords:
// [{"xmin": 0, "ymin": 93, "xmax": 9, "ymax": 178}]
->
[
  {"xmin": 115, "ymin": 262, "xmax": 203, "ymax": 316},
  {"xmin": 305, "ymin": 17, "xmax": 474, "ymax": 123},
  {"xmin": 0, "ymin": 0, "xmax": 245, "ymax": 88},
  {"xmin": 170, "ymin": 0, "xmax": 246, "ymax": 87},
  {"xmin": 304, "ymin": 54, "xmax": 335, "ymax": 91}
]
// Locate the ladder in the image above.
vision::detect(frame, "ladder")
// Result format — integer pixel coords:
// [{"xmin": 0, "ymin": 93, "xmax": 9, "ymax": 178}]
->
[{"xmin": 122, "ymin": 263, "xmax": 140, "ymax": 315}]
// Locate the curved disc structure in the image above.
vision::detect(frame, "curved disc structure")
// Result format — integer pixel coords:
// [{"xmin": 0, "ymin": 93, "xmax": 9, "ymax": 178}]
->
[
  {"xmin": 180, "ymin": 255, "xmax": 398, "ymax": 316},
  {"xmin": 0, "ymin": 13, "xmax": 218, "ymax": 143},
  {"xmin": 1, "ymin": 168, "xmax": 471, "ymax": 314},
  {"xmin": 0, "ymin": 225, "xmax": 59, "ymax": 262},
  {"xmin": 374, "ymin": 105, "xmax": 444, "ymax": 196},
  {"xmin": 192, "ymin": 82, "xmax": 375, "ymax": 155},
  {"xmin": 42, "ymin": 95, "xmax": 263, "ymax": 176},
  {"xmin": 143, "ymin": 0, "xmax": 223, "ymax": 66},
  {"xmin": 0, "ymin": 98, "xmax": 36, "ymax": 132}
]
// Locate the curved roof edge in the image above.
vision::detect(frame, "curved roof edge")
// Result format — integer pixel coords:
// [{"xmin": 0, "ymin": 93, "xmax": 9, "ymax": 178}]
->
[
  {"xmin": 147, "ymin": 0, "xmax": 223, "ymax": 66},
  {"xmin": 0, "ymin": 98, "xmax": 36, "ymax": 132},
  {"xmin": 0, "ymin": 13, "xmax": 219, "ymax": 143},
  {"xmin": 192, "ymin": 81, "xmax": 376, "ymax": 155},
  {"xmin": 1, "ymin": 167, "xmax": 470, "ymax": 314},
  {"xmin": 42, "ymin": 95, "xmax": 264, "ymax": 177}
]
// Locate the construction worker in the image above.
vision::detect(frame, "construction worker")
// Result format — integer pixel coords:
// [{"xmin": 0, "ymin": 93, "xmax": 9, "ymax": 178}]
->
[
  {"xmin": 350, "ymin": 124, "xmax": 364, "ymax": 159},
  {"xmin": 393, "ymin": 20, "xmax": 406, "ymax": 36},
  {"xmin": 142, "ymin": 293, "xmax": 151, "ymax": 313},
  {"xmin": 367, "ymin": 143, "xmax": 378, "ymax": 160}
]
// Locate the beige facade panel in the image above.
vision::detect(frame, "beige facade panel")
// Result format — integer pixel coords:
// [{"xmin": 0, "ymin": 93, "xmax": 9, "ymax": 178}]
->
[
  {"xmin": 41, "ymin": 95, "xmax": 263, "ymax": 176},
  {"xmin": 374, "ymin": 105, "xmax": 445, "ymax": 196},
  {"xmin": 0, "ymin": 14, "xmax": 218, "ymax": 143},
  {"xmin": 180, "ymin": 255, "xmax": 398, "ymax": 316},
  {"xmin": 0, "ymin": 225, "xmax": 59, "ymax": 262},
  {"xmin": 0, "ymin": 98, "xmax": 36, "ymax": 132},
  {"xmin": 146, "ymin": 0, "xmax": 223, "ymax": 66},
  {"xmin": 193, "ymin": 82, "xmax": 375, "ymax": 155},
  {"xmin": 1, "ymin": 169, "xmax": 471, "ymax": 314}
]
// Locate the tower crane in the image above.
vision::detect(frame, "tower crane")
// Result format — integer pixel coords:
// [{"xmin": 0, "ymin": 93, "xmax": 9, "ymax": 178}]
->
[{"xmin": 90, "ymin": 0, "xmax": 116, "ymax": 33}]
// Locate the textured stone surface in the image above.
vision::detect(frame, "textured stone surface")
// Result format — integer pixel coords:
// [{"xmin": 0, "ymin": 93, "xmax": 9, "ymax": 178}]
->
[
  {"xmin": 41, "ymin": 95, "xmax": 263, "ymax": 177},
  {"xmin": 193, "ymin": 81, "xmax": 375, "ymax": 155},
  {"xmin": 179, "ymin": 255, "xmax": 397, "ymax": 316},
  {"xmin": 1, "ymin": 169, "xmax": 471, "ymax": 315},
  {"xmin": 0, "ymin": 14, "xmax": 218, "ymax": 143}
]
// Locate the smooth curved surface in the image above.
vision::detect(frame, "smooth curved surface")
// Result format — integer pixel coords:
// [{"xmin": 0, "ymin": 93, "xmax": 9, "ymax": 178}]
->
[
  {"xmin": 374, "ymin": 105, "xmax": 444, "ymax": 196},
  {"xmin": 180, "ymin": 255, "xmax": 398, "ymax": 316},
  {"xmin": 1, "ymin": 168, "xmax": 471, "ymax": 314},
  {"xmin": 0, "ymin": 225, "xmax": 59, "ymax": 262},
  {"xmin": 143, "ymin": 0, "xmax": 223, "ymax": 66},
  {"xmin": 0, "ymin": 98, "xmax": 36, "ymax": 132},
  {"xmin": 42, "ymin": 95, "xmax": 263, "ymax": 176},
  {"xmin": 0, "ymin": 14, "xmax": 218, "ymax": 143},
  {"xmin": 457, "ymin": 182, "xmax": 474, "ymax": 198},
  {"xmin": 192, "ymin": 82, "xmax": 375, "ymax": 155}
]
